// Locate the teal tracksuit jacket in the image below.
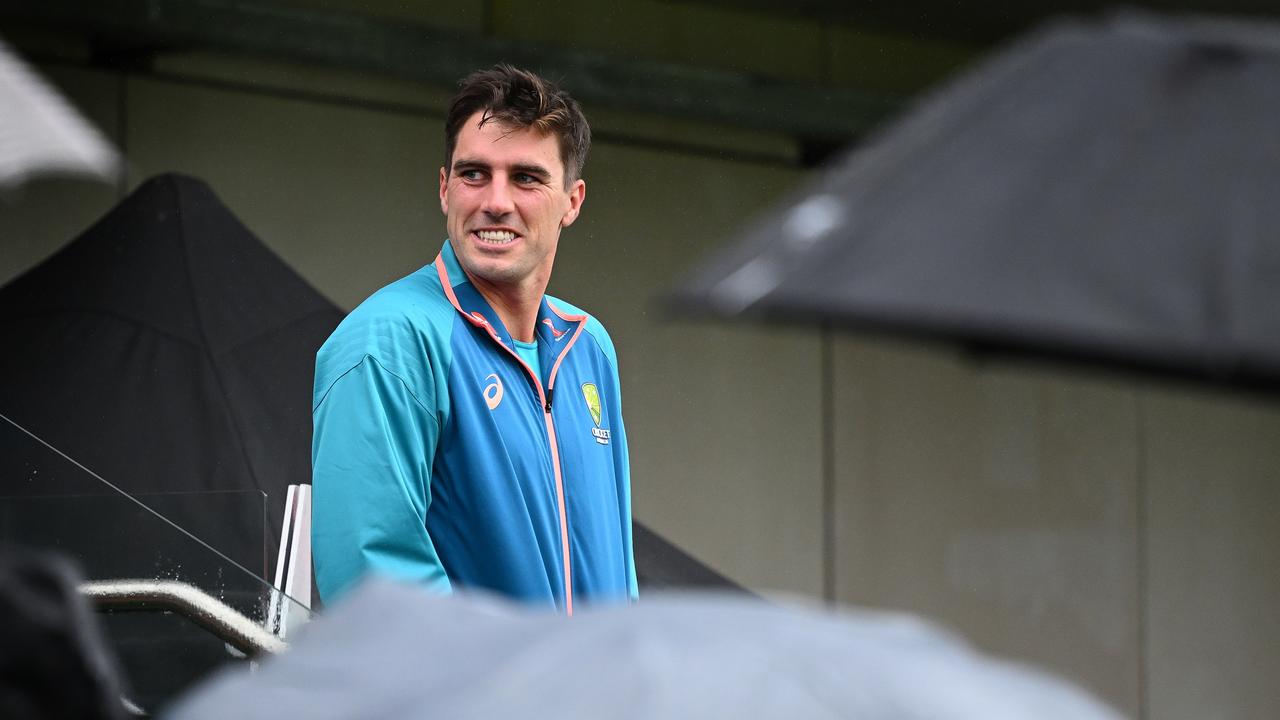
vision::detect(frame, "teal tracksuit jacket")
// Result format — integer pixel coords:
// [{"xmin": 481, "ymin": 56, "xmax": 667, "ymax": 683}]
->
[{"xmin": 312, "ymin": 242, "xmax": 637, "ymax": 613}]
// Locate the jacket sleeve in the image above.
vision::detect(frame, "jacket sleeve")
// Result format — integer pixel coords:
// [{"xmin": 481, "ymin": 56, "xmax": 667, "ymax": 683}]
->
[
  {"xmin": 605, "ymin": 337, "xmax": 639, "ymax": 602},
  {"xmin": 311, "ymin": 354, "xmax": 451, "ymax": 603},
  {"xmin": 616, "ymin": 396, "xmax": 638, "ymax": 603}
]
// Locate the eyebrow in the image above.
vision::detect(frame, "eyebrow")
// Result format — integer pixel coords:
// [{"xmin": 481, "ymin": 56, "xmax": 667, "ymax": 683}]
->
[
  {"xmin": 451, "ymin": 158, "xmax": 553, "ymax": 181},
  {"xmin": 510, "ymin": 163, "xmax": 552, "ymax": 181},
  {"xmin": 451, "ymin": 158, "xmax": 489, "ymax": 173}
]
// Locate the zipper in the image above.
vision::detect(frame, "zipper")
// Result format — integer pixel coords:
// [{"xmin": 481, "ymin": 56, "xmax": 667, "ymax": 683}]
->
[
  {"xmin": 538, "ymin": 316, "xmax": 589, "ymax": 615},
  {"xmin": 502, "ymin": 340, "xmax": 574, "ymax": 616},
  {"xmin": 508, "ymin": 349, "xmax": 572, "ymax": 616},
  {"xmin": 540, "ymin": 386, "xmax": 572, "ymax": 616},
  {"xmin": 432, "ymin": 255, "xmax": 587, "ymax": 616}
]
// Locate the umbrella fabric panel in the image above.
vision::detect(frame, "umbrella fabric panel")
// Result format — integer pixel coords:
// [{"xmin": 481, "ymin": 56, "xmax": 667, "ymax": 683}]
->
[
  {"xmin": 0, "ymin": 309, "xmax": 272, "ymax": 588},
  {"xmin": 0, "ymin": 181, "xmax": 207, "ymax": 346},
  {"xmin": 0, "ymin": 312, "xmax": 247, "ymax": 496},
  {"xmin": 674, "ymin": 14, "xmax": 1280, "ymax": 388},
  {"xmin": 0, "ymin": 37, "xmax": 118, "ymax": 188},
  {"xmin": 632, "ymin": 520, "xmax": 746, "ymax": 592},
  {"xmin": 802, "ymin": 30, "xmax": 1280, "ymax": 360},
  {"xmin": 169, "ymin": 579, "xmax": 1124, "ymax": 720},
  {"xmin": 215, "ymin": 309, "xmax": 346, "ymax": 505}
]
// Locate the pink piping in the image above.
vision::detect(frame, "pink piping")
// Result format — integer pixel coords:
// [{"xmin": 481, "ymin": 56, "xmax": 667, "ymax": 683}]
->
[
  {"xmin": 433, "ymin": 255, "xmax": 584, "ymax": 615},
  {"xmin": 544, "ymin": 301, "xmax": 589, "ymax": 394}
]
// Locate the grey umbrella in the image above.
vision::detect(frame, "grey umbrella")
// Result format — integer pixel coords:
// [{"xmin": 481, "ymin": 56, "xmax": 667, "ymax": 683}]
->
[
  {"xmin": 167, "ymin": 579, "xmax": 1123, "ymax": 719},
  {"xmin": 670, "ymin": 12, "xmax": 1280, "ymax": 391},
  {"xmin": 0, "ymin": 36, "xmax": 118, "ymax": 188}
]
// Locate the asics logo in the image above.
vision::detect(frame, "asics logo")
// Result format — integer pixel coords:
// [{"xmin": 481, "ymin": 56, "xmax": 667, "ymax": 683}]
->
[
  {"xmin": 543, "ymin": 318, "xmax": 568, "ymax": 341},
  {"xmin": 483, "ymin": 373, "xmax": 503, "ymax": 410}
]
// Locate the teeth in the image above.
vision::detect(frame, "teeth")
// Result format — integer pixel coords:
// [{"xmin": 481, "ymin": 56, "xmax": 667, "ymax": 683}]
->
[{"xmin": 476, "ymin": 230, "xmax": 516, "ymax": 244}]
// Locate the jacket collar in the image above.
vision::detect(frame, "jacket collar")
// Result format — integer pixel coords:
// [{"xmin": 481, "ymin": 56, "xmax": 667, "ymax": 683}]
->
[{"xmin": 433, "ymin": 240, "xmax": 586, "ymax": 353}]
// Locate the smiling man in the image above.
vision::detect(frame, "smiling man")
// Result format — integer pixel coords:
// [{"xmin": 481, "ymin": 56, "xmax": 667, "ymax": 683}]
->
[{"xmin": 311, "ymin": 66, "xmax": 636, "ymax": 613}]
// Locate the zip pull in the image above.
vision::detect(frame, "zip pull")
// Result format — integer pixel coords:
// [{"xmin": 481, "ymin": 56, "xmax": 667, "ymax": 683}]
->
[{"xmin": 544, "ymin": 386, "xmax": 554, "ymax": 413}]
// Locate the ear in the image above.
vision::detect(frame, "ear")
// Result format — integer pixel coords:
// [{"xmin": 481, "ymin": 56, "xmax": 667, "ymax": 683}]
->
[
  {"xmin": 560, "ymin": 178, "xmax": 587, "ymax": 228},
  {"xmin": 438, "ymin": 166, "xmax": 449, "ymax": 215}
]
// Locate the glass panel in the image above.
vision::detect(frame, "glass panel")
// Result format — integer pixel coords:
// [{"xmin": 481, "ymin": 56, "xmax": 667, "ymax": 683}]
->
[{"xmin": 0, "ymin": 412, "xmax": 311, "ymax": 713}]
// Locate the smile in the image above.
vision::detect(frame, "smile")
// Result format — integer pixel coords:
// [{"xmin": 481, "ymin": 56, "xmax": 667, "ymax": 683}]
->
[{"xmin": 475, "ymin": 230, "xmax": 517, "ymax": 245}]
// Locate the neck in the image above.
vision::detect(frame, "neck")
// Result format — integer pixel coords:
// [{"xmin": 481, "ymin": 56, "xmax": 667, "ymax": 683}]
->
[{"xmin": 467, "ymin": 274, "xmax": 545, "ymax": 343}]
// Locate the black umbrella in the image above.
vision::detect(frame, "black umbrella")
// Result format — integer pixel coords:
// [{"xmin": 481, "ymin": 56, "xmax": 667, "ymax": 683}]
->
[
  {"xmin": 0, "ymin": 174, "xmax": 343, "ymax": 577},
  {"xmin": 671, "ymin": 12, "xmax": 1280, "ymax": 391}
]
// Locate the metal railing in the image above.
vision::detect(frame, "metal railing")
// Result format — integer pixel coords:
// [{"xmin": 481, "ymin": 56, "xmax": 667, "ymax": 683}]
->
[{"xmin": 80, "ymin": 579, "xmax": 287, "ymax": 656}]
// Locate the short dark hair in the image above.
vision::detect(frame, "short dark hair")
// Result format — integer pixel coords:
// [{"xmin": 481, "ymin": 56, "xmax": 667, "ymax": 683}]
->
[{"xmin": 444, "ymin": 64, "xmax": 591, "ymax": 186}]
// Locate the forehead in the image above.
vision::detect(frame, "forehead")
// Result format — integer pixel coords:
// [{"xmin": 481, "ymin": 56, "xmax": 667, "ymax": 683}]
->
[{"xmin": 453, "ymin": 111, "xmax": 565, "ymax": 174}]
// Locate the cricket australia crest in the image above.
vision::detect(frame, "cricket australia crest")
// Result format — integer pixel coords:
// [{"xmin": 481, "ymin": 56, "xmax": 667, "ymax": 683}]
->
[{"xmin": 581, "ymin": 382, "xmax": 610, "ymax": 445}]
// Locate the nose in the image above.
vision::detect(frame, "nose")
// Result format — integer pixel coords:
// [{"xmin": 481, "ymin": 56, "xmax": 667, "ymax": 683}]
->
[{"xmin": 481, "ymin": 175, "xmax": 515, "ymax": 218}]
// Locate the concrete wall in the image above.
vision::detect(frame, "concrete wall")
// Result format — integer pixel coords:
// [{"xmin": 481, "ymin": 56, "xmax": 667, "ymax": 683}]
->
[{"xmin": 3, "ymin": 5, "xmax": 1278, "ymax": 718}]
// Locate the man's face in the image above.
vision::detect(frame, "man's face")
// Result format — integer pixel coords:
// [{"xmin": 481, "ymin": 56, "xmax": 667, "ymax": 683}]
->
[{"xmin": 440, "ymin": 111, "xmax": 586, "ymax": 296}]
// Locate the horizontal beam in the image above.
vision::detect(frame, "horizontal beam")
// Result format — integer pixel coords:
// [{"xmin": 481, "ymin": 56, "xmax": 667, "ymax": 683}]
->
[{"xmin": 0, "ymin": 0, "xmax": 902, "ymax": 141}]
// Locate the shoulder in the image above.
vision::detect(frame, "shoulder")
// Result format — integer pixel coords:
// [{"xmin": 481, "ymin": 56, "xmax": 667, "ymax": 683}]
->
[
  {"xmin": 356, "ymin": 264, "xmax": 454, "ymax": 326},
  {"xmin": 316, "ymin": 265, "xmax": 454, "ymax": 395},
  {"xmin": 547, "ymin": 294, "xmax": 619, "ymax": 368}
]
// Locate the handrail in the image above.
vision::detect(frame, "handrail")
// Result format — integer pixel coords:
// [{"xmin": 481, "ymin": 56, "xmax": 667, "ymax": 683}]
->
[{"xmin": 80, "ymin": 579, "xmax": 287, "ymax": 656}]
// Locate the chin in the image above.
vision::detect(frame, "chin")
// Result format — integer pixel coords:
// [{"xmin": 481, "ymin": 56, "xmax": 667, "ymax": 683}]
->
[{"xmin": 470, "ymin": 262, "xmax": 521, "ymax": 285}]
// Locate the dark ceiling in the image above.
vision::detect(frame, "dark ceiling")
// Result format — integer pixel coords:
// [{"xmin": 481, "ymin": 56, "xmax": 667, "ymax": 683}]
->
[
  {"xmin": 685, "ymin": 0, "xmax": 1280, "ymax": 43},
  {"xmin": 4, "ymin": 0, "xmax": 1280, "ymax": 147}
]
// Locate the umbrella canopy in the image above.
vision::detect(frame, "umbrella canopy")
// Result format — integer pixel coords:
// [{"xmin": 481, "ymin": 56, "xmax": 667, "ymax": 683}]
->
[
  {"xmin": 168, "ymin": 579, "xmax": 1123, "ymax": 720},
  {"xmin": 0, "ymin": 36, "xmax": 118, "ymax": 188},
  {"xmin": 671, "ymin": 12, "xmax": 1280, "ymax": 391},
  {"xmin": 0, "ymin": 173, "xmax": 342, "ymax": 577},
  {"xmin": 633, "ymin": 520, "xmax": 746, "ymax": 592}
]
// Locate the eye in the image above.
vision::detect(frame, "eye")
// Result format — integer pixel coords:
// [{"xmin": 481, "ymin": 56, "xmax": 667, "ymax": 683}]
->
[
  {"xmin": 513, "ymin": 172, "xmax": 539, "ymax": 185},
  {"xmin": 459, "ymin": 169, "xmax": 484, "ymax": 181}
]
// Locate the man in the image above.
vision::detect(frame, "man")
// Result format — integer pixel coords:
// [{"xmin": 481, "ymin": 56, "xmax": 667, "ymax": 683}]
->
[{"xmin": 311, "ymin": 65, "xmax": 636, "ymax": 614}]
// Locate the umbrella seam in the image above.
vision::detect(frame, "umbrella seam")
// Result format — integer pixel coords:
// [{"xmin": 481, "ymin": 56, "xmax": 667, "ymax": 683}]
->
[
  {"xmin": 0, "ymin": 307, "xmax": 206, "ymax": 349},
  {"xmin": 210, "ymin": 306, "xmax": 341, "ymax": 358}
]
